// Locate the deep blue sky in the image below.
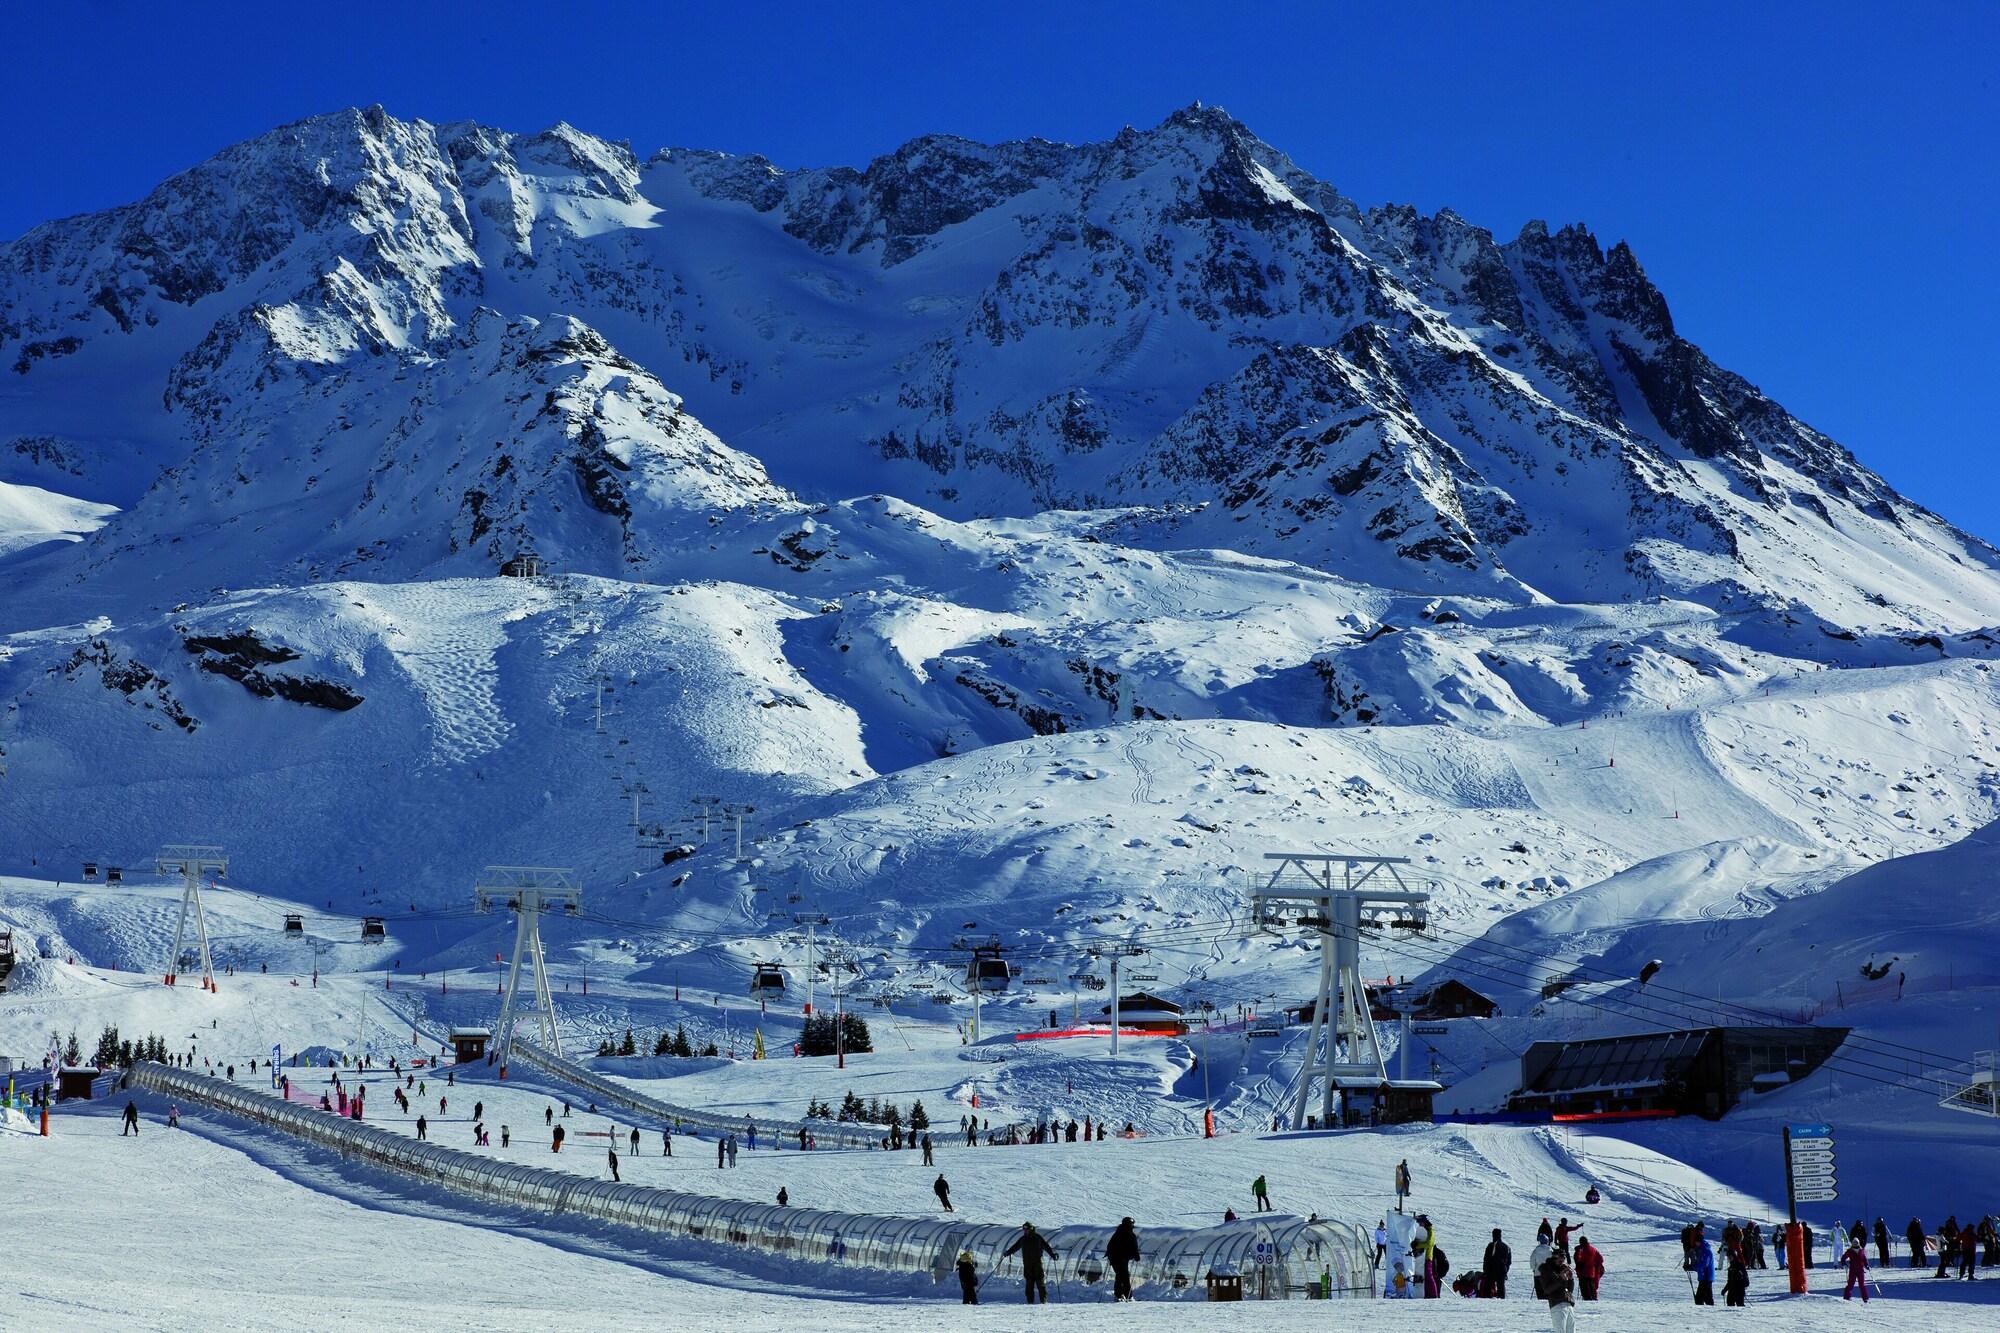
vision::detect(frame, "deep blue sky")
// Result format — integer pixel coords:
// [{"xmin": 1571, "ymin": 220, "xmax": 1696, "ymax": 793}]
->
[{"xmin": 6, "ymin": 2, "xmax": 1995, "ymax": 532}]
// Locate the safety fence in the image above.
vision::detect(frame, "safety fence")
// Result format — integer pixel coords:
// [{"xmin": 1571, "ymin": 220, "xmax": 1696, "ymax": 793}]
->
[{"xmin": 125, "ymin": 1061, "xmax": 1375, "ymax": 1301}]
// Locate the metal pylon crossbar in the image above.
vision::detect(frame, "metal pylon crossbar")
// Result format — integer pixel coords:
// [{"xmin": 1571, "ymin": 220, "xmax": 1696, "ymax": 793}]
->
[
  {"xmin": 474, "ymin": 866, "xmax": 582, "ymax": 1076},
  {"xmin": 1248, "ymin": 852, "xmax": 1429, "ymax": 1130},
  {"xmin": 155, "ymin": 844, "xmax": 226, "ymax": 990}
]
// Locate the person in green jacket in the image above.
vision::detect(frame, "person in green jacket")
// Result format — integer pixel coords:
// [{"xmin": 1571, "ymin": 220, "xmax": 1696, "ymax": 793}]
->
[{"xmin": 1252, "ymin": 1174, "xmax": 1273, "ymax": 1211}]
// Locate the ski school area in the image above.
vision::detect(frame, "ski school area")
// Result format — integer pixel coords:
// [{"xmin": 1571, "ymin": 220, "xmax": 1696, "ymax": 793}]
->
[{"xmin": 2, "ymin": 848, "xmax": 1998, "ymax": 1330}]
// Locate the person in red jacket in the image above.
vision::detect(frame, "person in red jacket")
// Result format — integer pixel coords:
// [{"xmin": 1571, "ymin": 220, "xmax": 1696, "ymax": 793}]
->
[{"xmin": 1573, "ymin": 1236, "xmax": 1605, "ymax": 1300}]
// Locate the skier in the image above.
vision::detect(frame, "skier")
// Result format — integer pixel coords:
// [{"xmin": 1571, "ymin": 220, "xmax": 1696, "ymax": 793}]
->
[
  {"xmin": 552, "ymin": 1124, "xmax": 564, "ymax": 1153},
  {"xmin": 1724, "ymin": 1236, "xmax": 1750, "ymax": 1307},
  {"xmin": 1252, "ymin": 1174, "xmax": 1272, "ymax": 1212},
  {"xmin": 121, "ymin": 1100, "xmax": 139, "ymax": 1135},
  {"xmin": 922, "ymin": 1132, "xmax": 934, "ymax": 1166},
  {"xmin": 1903, "ymin": 1216, "xmax": 1924, "ymax": 1269},
  {"xmin": 1841, "ymin": 1235, "xmax": 1870, "ymax": 1301},
  {"xmin": 1959, "ymin": 1224, "xmax": 1978, "ymax": 1280},
  {"xmin": 934, "ymin": 1173, "xmax": 954, "ymax": 1212},
  {"xmin": 956, "ymin": 1249, "xmax": 979, "ymax": 1304},
  {"xmin": 166, "ymin": 1103, "xmax": 179, "ymax": 1129},
  {"xmin": 629, "ymin": 1127, "xmax": 639, "ymax": 1156},
  {"xmin": 1573, "ymin": 1235, "xmax": 1603, "ymax": 1300},
  {"xmin": 1001, "ymin": 1222, "xmax": 1058, "ymax": 1304},
  {"xmin": 1536, "ymin": 1247, "xmax": 1576, "ymax": 1333},
  {"xmin": 608, "ymin": 1147, "xmax": 619, "ymax": 1182},
  {"xmin": 416, "ymin": 1114, "xmax": 428, "ymax": 1141},
  {"xmin": 1874, "ymin": 1218, "xmax": 1891, "ymax": 1268},
  {"xmin": 546, "ymin": 1105, "xmax": 553, "ymax": 1127},
  {"xmin": 1106, "ymin": 1216, "xmax": 1140, "ymax": 1301},
  {"xmin": 1691, "ymin": 1231, "xmax": 1716, "ymax": 1305},
  {"xmin": 965, "ymin": 1120, "xmax": 977, "ymax": 1147},
  {"xmin": 439, "ymin": 1094, "xmax": 447, "ymax": 1116},
  {"xmin": 1482, "ymin": 1228, "xmax": 1512, "ymax": 1298}
]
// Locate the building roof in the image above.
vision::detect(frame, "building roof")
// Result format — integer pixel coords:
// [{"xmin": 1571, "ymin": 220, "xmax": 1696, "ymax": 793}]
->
[{"xmin": 1522, "ymin": 1028, "xmax": 1712, "ymax": 1095}]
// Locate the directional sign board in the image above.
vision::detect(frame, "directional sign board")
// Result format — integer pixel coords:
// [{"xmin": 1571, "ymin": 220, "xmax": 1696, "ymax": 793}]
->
[{"xmin": 1785, "ymin": 1123, "xmax": 1837, "ymax": 1206}]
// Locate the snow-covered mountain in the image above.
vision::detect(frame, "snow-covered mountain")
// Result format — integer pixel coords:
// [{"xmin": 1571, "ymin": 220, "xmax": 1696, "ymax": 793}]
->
[
  {"xmin": 5, "ymin": 103, "xmax": 2000, "ymax": 1034},
  {"xmin": 4, "ymin": 104, "xmax": 1996, "ymax": 627}
]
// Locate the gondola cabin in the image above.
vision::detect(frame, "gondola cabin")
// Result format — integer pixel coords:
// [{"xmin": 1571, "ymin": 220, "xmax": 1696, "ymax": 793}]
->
[
  {"xmin": 750, "ymin": 963, "xmax": 787, "ymax": 997},
  {"xmin": 104, "ymin": 867, "xmax": 123, "ymax": 883},
  {"xmin": 966, "ymin": 943, "xmax": 1012, "ymax": 993},
  {"xmin": 283, "ymin": 913, "xmax": 304, "ymax": 936},
  {"xmin": 361, "ymin": 916, "xmax": 385, "ymax": 941},
  {"xmin": 82, "ymin": 861, "xmax": 99, "ymax": 881}
]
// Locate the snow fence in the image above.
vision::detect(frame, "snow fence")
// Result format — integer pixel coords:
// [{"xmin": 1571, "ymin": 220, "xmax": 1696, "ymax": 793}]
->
[{"xmin": 125, "ymin": 1062, "xmax": 1374, "ymax": 1299}]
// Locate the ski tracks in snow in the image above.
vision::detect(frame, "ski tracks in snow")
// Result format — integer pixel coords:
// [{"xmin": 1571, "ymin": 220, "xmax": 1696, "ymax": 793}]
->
[{"xmin": 376, "ymin": 582, "xmax": 530, "ymax": 767}]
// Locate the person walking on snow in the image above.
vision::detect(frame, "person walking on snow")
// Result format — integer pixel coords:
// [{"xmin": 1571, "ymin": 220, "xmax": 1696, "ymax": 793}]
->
[
  {"xmin": 934, "ymin": 1173, "xmax": 954, "ymax": 1212},
  {"xmin": 1002, "ymin": 1222, "xmax": 1059, "ymax": 1304},
  {"xmin": 726, "ymin": 1135, "xmax": 738, "ymax": 1168},
  {"xmin": 1842, "ymin": 1236, "xmax": 1871, "ymax": 1301},
  {"xmin": 1252, "ymin": 1174, "xmax": 1272, "ymax": 1212},
  {"xmin": 416, "ymin": 1115, "xmax": 428, "ymax": 1140},
  {"xmin": 1573, "ymin": 1235, "xmax": 1603, "ymax": 1300},
  {"xmin": 1536, "ymin": 1247, "xmax": 1576, "ymax": 1333},
  {"xmin": 166, "ymin": 1103, "xmax": 179, "ymax": 1128},
  {"xmin": 1874, "ymin": 1218, "xmax": 1891, "ymax": 1268},
  {"xmin": 1692, "ymin": 1233, "xmax": 1716, "ymax": 1305},
  {"xmin": 1106, "ymin": 1216, "xmax": 1141, "ymax": 1302},
  {"xmin": 956, "ymin": 1249, "xmax": 979, "ymax": 1304},
  {"xmin": 922, "ymin": 1132, "xmax": 934, "ymax": 1165},
  {"xmin": 608, "ymin": 1147, "xmax": 620, "ymax": 1182},
  {"xmin": 551, "ymin": 1124, "xmax": 564, "ymax": 1153},
  {"xmin": 1483, "ymin": 1228, "xmax": 1512, "ymax": 1298},
  {"xmin": 501, "ymin": 1125, "xmax": 509, "ymax": 1148},
  {"xmin": 662, "ymin": 1127, "xmax": 671, "ymax": 1157},
  {"xmin": 121, "ymin": 1100, "xmax": 139, "ymax": 1135},
  {"xmin": 629, "ymin": 1127, "xmax": 639, "ymax": 1156},
  {"xmin": 717, "ymin": 1137, "xmax": 726, "ymax": 1169}
]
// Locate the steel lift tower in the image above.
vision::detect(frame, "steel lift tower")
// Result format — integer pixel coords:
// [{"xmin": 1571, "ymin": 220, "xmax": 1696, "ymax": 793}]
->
[
  {"xmin": 156, "ymin": 844, "xmax": 226, "ymax": 990},
  {"xmin": 1250, "ymin": 852, "xmax": 1434, "ymax": 1130},
  {"xmin": 475, "ymin": 866, "xmax": 582, "ymax": 1076}
]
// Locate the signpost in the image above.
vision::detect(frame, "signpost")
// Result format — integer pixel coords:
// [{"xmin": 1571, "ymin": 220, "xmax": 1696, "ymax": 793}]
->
[{"xmin": 1782, "ymin": 1123, "xmax": 1837, "ymax": 1292}]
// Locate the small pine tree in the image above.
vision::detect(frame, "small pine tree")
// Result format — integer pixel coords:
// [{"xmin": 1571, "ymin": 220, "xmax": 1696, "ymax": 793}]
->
[
  {"xmin": 884, "ymin": 1101, "xmax": 903, "ymax": 1130},
  {"xmin": 838, "ymin": 1090, "xmax": 864, "ymax": 1122},
  {"xmin": 909, "ymin": 1100, "xmax": 929, "ymax": 1131},
  {"xmin": 700, "ymin": 1041, "xmax": 719, "ymax": 1057},
  {"xmin": 838, "ymin": 1013, "xmax": 873, "ymax": 1054},
  {"xmin": 148, "ymin": 1034, "xmax": 168, "ymax": 1062},
  {"xmin": 672, "ymin": 1026, "xmax": 694, "ymax": 1058},
  {"xmin": 653, "ymin": 1030, "xmax": 672, "ymax": 1056},
  {"xmin": 597, "ymin": 1038, "xmax": 615, "ymax": 1057},
  {"xmin": 118, "ymin": 1039, "xmax": 134, "ymax": 1067},
  {"xmin": 620, "ymin": 1028, "xmax": 637, "ymax": 1056},
  {"xmin": 865, "ymin": 1096, "xmax": 883, "ymax": 1124},
  {"xmin": 93, "ymin": 1026, "xmax": 121, "ymax": 1069},
  {"xmin": 63, "ymin": 1031, "xmax": 82, "ymax": 1067}
]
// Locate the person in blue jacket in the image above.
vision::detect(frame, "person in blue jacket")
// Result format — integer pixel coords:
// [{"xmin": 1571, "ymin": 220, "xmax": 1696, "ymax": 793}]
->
[{"xmin": 1692, "ymin": 1234, "xmax": 1716, "ymax": 1305}]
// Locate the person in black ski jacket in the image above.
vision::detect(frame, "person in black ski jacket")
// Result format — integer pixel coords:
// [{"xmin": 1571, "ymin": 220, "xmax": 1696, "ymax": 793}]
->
[
  {"xmin": 416, "ymin": 1114, "xmax": 428, "ymax": 1141},
  {"xmin": 956, "ymin": 1250, "xmax": 979, "ymax": 1304},
  {"xmin": 922, "ymin": 1133, "xmax": 933, "ymax": 1166},
  {"xmin": 1874, "ymin": 1218, "xmax": 1891, "ymax": 1268},
  {"xmin": 1483, "ymin": 1228, "xmax": 1512, "ymax": 1297},
  {"xmin": 1537, "ymin": 1249, "xmax": 1576, "ymax": 1332},
  {"xmin": 121, "ymin": 1100, "xmax": 140, "ymax": 1135},
  {"xmin": 1106, "ymin": 1217, "xmax": 1140, "ymax": 1301},
  {"xmin": 933, "ymin": 1173, "xmax": 953, "ymax": 1212},
  {"xmin": 1002, "ymin": 1222, "xmax": 1059, "ymax": 1303},
  {"xmin": 608, "ymin": 1147, "xmax": 619, "ymax": 1181}
]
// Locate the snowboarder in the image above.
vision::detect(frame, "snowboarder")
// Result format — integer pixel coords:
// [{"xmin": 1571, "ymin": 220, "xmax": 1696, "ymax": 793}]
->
[
  {"xmin": 1001, "ymin": 1222, "xmax": 1058, "ymax": 1303},
  {"xmin": 1573, "ymin": 1235, "xmax": 1603, "ymax": 1300},
  {"xmin": 1482, "ymin": 1228, "xmax": 1512, "ymax": 1298},
  {"xmin": 1106, "ymin": 1216, "xmax": 1140, "ymax": 1301},
  {"xmin": 1841, "ymin": 1237, "xmax": 1870, "ymax": 1301},
  {"xmin": 416, "ymin": 1115, "xmax": 427, "ymax": 1140},
  {"xmin": 934, "ymin": 1173, "xmax": 954, "ymax": 1212},
  {"xmin": 121, "ymin": 1100, "xmax": 139, "ymax": 1135},
  {"xmin": 956, "ymin": 1249, "xmax": 978, "ymax": 1304},
  {"xmin": 1536, "ymin": 1248, "xmax": 1576, "ymax": 1333},
  {"xmin": 608, "ymin": 1147, "xmax": 619, "ymax": 1182},
  {"xmin": 1691, "ymin": 1233, "xmax": 1715, "ymax": 1305},
  {"xmin": 1252, "ymin": 1174, "xmax": 1272, "ymax": 1212}
]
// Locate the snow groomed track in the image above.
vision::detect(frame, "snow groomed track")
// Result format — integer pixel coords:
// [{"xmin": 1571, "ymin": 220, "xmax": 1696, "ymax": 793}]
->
[{"xmin": 127, "ymin": 1061, "xmax": 1376, "ymax": 1301}]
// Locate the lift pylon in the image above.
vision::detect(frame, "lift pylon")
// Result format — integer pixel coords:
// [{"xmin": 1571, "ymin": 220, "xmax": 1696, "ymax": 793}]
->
[
  {"xmin": 1249, "ymin": 852, "xmax": 1433, "ymax": 1129},
  {"xmin": 475, "ymin": 866, "xmax": 582, "ymax": 1076},
  {"xmin": 155, "ymin": 844, "xmax": 227, "ymax": 990}
]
